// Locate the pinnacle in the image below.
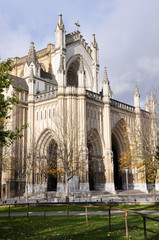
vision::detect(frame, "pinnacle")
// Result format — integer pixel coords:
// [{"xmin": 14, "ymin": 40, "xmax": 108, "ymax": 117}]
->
[
  {"xmin": 103, "ymin": 67, "xmax": 109, "ymax": 84},
  {"xmin": 151, "ymin": 89, "xmax": 154, "ymax": 101},
  {"xmin": 134, "ymin": 82, "xmax": 140, "ymax": 97},
  {"xmin": 57, "ymin": 13, "xmax": 64, "ymax": 30},
  {"xmin": 146, "ymin": 95, "xmax": 149, "ymax": 104},
  {"xmin": 27, "ymin": 42, "xmax": 38, "ymax": 66},
  {"xmin": 58, "ymin": 13, "xmax": 62, "ymax": 25},
  {"xmin": 92, "ymin": 33, "xmax": 98, "ymax": 48}
]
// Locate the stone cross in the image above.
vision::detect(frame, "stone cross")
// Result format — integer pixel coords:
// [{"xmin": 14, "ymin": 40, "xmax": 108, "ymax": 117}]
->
[{"xmin": 75, "ymin": 21, "xmax": 80, "ymax": 31}]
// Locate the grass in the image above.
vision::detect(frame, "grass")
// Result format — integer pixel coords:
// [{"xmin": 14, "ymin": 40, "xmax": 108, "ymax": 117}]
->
[
  {"xmin": 0, "ymin": 203, "xmax": 158, "ymax": 213},
  {"xmin": 0, "ymin": 215, "xmax": 159, "ymax": 239}
]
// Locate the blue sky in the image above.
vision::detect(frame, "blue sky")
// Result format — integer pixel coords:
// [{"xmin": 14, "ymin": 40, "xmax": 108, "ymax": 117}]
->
[{"xmin": 1, "ymin": 0, "xmax": 159, "ymax": 107}]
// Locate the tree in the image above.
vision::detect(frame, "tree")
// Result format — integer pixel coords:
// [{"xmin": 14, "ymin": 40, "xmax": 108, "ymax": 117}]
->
[
  {"xmin": 0, "ymin": 58, "xmax": 28, "ymax": 198},
  {"xmin": 49, "ymin": 114, "xmax": 84, "ymax": 202},
  {"xmin": 0, "ymin": 58, "xmax": 28, "ymax": 146},
  {"xmin": 26, "ymin": 135, "xmax": 49, "ymax": 201},
  {"xmin": 119, "ymin": 112, "xmax": 159, "ymax": 202}
]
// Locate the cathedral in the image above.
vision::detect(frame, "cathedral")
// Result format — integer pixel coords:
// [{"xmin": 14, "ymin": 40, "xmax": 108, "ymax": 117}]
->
[{"xmin": 1, "ymin": 14, "xmax": 158, "ymax": 198}]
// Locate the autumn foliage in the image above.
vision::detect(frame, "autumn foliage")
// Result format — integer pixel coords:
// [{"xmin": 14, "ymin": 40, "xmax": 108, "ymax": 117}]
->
[{"xmin": 119, "ymin": 120, "xmax": 159, "ymax": 184}]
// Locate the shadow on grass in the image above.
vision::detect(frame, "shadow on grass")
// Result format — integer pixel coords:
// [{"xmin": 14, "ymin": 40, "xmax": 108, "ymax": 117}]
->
[{"xmin": 0, "ymin": 215, "xmax": 159, "ymax": 240}]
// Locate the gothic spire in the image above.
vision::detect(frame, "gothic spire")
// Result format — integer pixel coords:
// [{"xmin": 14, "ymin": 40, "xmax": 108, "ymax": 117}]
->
[
  {"xmin": 103, "ymin": 67, "xmax": 109, "ymax": 84},
  {"xmin": 151, "ymin": 89, "xmax": 154, "ymax": 101},
  {"xmin": 55, "ymin": 14, "xmax": 66, "ymax": 49},
  {"xmin": 134, "ymin": 82, "xmax": 140, "ymax": 97},
  {"xmin": 27, "ymin": 42, "xmax": 38, "ymax": 66},
  {"xmin": 91, "ymin": 33, "xmax": 98, "ymax": 48},
  {"xmin": 102, "ymin": 67, "xmax": 110, "ymax": 97},
  {"xmin": 134, "ymin": 82, "xmax": 140, "ymax": 110},
  {"xmin": 57, "ymin": 13, "xmax": 64, "ymax": 30}
]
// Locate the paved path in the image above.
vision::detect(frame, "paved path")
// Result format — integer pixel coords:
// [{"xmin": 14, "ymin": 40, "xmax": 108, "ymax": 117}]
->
[{"xmin": 1, "ymin": 210, "xmax": 159, "ymax": 217}]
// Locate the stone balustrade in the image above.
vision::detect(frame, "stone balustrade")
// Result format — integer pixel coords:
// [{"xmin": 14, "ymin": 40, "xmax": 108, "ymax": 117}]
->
[
  {"xmin": 86, "ymin": 90, "xmax": 103, "ymax": 102},
  {"xmin": 110, "ymin": 99, "xmax": 135, "ymax": 112},
  {"xmin": 35, "ymin": 89, "xmax": 58, "ymax": 102}
]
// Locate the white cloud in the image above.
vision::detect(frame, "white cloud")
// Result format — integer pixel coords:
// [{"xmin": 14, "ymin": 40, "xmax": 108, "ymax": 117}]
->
[
  {"xmin": 137, "ymin": 57, "xmax": 159, "ymax": 76},
  {"xmin": 92, "ymin": 0, "xmax": 159, "ymax": 106}
]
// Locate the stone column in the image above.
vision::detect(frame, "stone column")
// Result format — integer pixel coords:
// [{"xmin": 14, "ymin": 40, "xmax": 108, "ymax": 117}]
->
[
  {"xmin": 133, "ymin": 83, "xmax": 147, "ymax": 192},
  {"xmin": 78, "ymin": 57, "xmax": 89, "ymax": 192},
  {"xmin": 102, "ymin": 68, "xmax": 115, "ymax": 192}
]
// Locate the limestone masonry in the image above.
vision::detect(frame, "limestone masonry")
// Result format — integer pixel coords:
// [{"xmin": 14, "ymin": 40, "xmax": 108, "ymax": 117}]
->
[{"xmin": 1, "ymin": 14, "xmax": 158, "ymax": 198}]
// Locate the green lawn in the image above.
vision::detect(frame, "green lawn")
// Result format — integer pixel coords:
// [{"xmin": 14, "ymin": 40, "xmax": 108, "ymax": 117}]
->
[
  {"xmin": 0, "ymin": 215, "xmax": 159, "ymax": 239},
  {"xmin": 0, "ymin": 203, "xmax": 158, "ymax": 213}
]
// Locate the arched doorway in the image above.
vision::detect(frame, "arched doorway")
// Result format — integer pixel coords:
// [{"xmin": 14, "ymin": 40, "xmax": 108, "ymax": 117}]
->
[
  {"xmin": 112, "ymin": 118, "xmax": 128, "ymax": 190},
  {"xmin": 87, "ymin": 142, "xmax": 95, "ymax": 190},
  {"xmin": 87, "ymin": 129, "xmax": 105, "ymax": 191},
  {"xmin": 112, "ymin": 134, "xmax": 123, "ymax": 190},
  {"xmin": 47, "ymin": 139, "xmax": 57, "ymax": 191}
]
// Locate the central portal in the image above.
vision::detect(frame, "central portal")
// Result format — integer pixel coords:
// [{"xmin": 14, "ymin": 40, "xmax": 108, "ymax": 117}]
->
[{"xmin": 47, "ymin": 140, "xmax": 57, "ymax": 191}]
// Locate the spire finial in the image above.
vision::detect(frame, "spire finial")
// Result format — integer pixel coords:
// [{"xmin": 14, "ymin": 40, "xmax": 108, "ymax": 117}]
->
[
  {"xmin": 103, "ymin": 67, "xmax": 109, "ymax": 84},
  {"xmin": 134, "ymin": 81, "xmax": 140, "ymax": 97},
  {"xmin": 27, "ymin": 42, "xmax": 38, "ymax": 66},
  {"xmin": 58, "ymin": 13, "xmax": 64, "ymax": 29},
  {"xmin": 92, "ymin": 33, "xmax": 98, "ymax": 48},
  {"xmin": 58, "ymin": 13, "xmax": 62, "ymax": 24},
  {"xmin": 92, "ymin": 33, "xmax": 95, "ymax": 43}
]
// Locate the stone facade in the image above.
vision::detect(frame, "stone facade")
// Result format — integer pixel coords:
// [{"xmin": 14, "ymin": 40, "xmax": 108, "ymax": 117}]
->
[{"xmin": 1, "ymin": 14, "xmax": 159, "ymax": 198}]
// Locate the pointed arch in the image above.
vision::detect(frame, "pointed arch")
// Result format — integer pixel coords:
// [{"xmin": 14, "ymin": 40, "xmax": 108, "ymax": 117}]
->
[
  {"xmin": 66, "ymin": 55, "xmax": 93, "ymax": 90},
  {"xmin": 87, "ymin": 128, "xmax": 103, "ymax": 157},
  {"xmin": 36, "ymin": 128, "xmax": 58, "ymax": 191},
  {"xmin": 67, "ymin": 56, "xmax": 79, "ymax": 87},
  {"xmin": 87, "ymin": 128, "xmax": 105, "ymax": 190},
  {"xmin": 112, "ymin": 118, "xmax": 127, "ymax": 153},
  {"xmin": 112, "ymin": 118, "xmax": 128, "ymax": 190},
  {"xmin": 37, "ymin": 128, "xmax": 55, "ymax": 156}
]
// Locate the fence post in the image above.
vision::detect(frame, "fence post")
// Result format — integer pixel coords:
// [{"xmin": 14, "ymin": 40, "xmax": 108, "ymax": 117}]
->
[
  {"xmin": 44, "ymin": 205, "xmax": 46, "ymax": 218},
  {"xmin": 143, "ymin": 216, "xmax": 147, "ymax": 240},
  {"xmin": 85, "ymin": 207, "xmax": 88, "ymax": 224},
  {"xmin": 9, "ymin": 205, "xmax": 10, "ymax": 218},
  {"xmin": 108, "ymin": 206, "xmax": 111, "ymax": 231},
  {"xmin": 27, "ymin": 203, "xmax": 29, "ymax": 218},
  {"xmin": 125, "ymin": 211, "xmax": 129, "ymax": 240},
  {"xmin": 67, "ymin": 205, "xmax": 69, "ymax": 221}
]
